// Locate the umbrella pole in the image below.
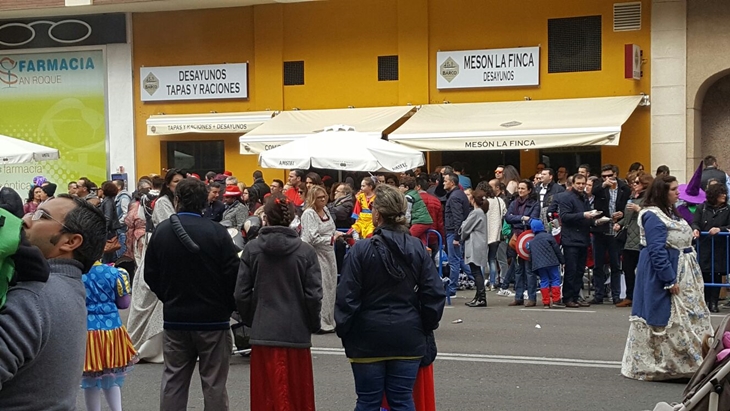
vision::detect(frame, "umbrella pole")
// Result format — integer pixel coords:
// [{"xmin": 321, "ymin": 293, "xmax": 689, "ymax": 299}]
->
[{"xmin": 338, "ymin": 170, "xmax": 342, "ymax": 182}]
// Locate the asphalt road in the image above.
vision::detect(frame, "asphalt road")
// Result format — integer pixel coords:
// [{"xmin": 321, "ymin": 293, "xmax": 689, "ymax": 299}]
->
[{"xmin": 79, "ymin": 290, "xmax": 724, "ymax": 411}]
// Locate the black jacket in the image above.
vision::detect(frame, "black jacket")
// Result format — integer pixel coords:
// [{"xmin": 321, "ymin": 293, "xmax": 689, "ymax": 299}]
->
[
  {"xmin": 538, "ymin": 181, "xmax": 565, "ymax": 210},
  {"xmin": 557, "ymin": 190, "xmax": 592, "ymax": 247},
  {"xmin": 692, "ymin": 203, "xmax": 730, "ymax": 273},
  {"xmin": 335, "ymin": 226, "xmax": 445, "ymax": 359},
  {"xmin": 202, "ymin": 200, "xmax": 225, "ymax": 223},
  {"xmin": 145, "ymin": 213, "xmax": 240, "ymax": 330},
  {"xmin": 235, "ymin": 226, "xmax": 322, "ymax": 348},
  {"xmin": 591, "ymin": 180, "xmax": 631, "ymax": 234},
  {"xmin": 444, "ymin": 188, "xmax": 471, "ymax": 240},
  {"xmin": 250, "ymin": 178, "xmax": 271, "ymax": 199},
  {"xmin": 505, "ymin": 197, "xmax": 540, "ymax": 236},
  {"xmin": 327, "ymin": 194, "xmax": 355, "ymax": 229}
]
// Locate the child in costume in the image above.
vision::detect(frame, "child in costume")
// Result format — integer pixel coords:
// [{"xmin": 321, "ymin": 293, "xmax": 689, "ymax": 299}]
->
[
  {"xmin": 350, "ymin": 178, "xmax": 377, "ymax": 239},
  {"xmin": 81, "ymin": 262, "xmax": 137, "ymax": 411},
  {"xmin": 528, "ymin": 219, "xmax": 566, "ymax": 309}
]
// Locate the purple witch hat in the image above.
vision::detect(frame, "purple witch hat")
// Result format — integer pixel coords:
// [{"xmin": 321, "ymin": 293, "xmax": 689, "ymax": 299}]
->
[{"xmin": 678, "ymin": 161, "xmax": 705, "ymax": 204}]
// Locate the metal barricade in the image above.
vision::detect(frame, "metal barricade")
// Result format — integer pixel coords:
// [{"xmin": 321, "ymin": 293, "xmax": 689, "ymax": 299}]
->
[
  {"xmin": 425, "ymin": 229, "xmax": 450, "ymax": 306},
  {"xmin": 695, "ymin": 231, "xmax": 730, "ymax": 288}
]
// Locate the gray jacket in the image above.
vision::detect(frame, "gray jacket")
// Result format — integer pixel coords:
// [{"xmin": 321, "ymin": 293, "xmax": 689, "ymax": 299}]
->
[
  {"xmin": 221, "ymin": 200, "xmax": 249, "ymax": 230},
  {"xmin": 0, "ymin": 259, "xmax": 87, "ymax": 411},
  {"xmin": 460, "ymin": 208, "xmax": 488, "ymax": 267},
  {"xmin": 617, "ymin": 196, "xmax": 646, "ymax": 251}
]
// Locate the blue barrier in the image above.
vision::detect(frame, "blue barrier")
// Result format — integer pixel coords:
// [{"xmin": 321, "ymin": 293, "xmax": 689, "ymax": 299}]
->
[
  {"xmin": 425, "ymin": 229, "xmax": 450, "ymax": 306},
  {"xmin": 695, "ymin": 231, "xmax": 730, "ymax": 288}
]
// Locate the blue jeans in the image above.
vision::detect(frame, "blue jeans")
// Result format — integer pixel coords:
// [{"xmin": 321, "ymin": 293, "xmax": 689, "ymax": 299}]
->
[
  {"xmin": 351, "ymin": 359, "xmax": 420, "ymax": 411},
  {"xmin": 514, "ymin": 258, "xmax": 536, "ymax": 302},
  {"xmin": 447, "ymin": 233, "xmax": 471, "ymax": 293},
  {"xmin": 487, "ymin": 242, "xmax": 499, "ymax": 285}
]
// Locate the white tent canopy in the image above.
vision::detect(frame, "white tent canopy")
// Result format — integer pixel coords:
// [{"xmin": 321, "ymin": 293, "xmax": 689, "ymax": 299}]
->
[
  {"xmin": 240, "ymin": 106, "xmax": 415, "ymax": 155},
  {"xmin": 258, "ymin": 131, "xmax": 424, "ymax": 172},
  {"xmin": 146, "ymin": 111, "xmax": 275, "ymax": 136},
  {"xmin": 0, "ymin": 134, "xmax": 59, "ymax": 164},
  {"xmin": 387, "ymin": 96, "xmax": 643, "ymax": 151}
]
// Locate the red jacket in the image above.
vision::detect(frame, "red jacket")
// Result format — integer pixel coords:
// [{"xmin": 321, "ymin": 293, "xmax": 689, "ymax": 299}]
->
[{"xmin": 419, "ymin": 190, "xmax": 445, "ymax": 241}]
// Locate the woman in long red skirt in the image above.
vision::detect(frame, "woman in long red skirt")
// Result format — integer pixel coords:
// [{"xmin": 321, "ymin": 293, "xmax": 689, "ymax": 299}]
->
[{"xmin": 235, "ymin": 194, "xmax": 323, "ymax": 411}]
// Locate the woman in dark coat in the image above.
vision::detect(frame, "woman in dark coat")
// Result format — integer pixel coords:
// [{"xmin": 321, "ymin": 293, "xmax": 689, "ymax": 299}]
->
[
  {"xmin": 505, "ymin": 179, "xmax": 541, "ymax": 307},
  {"xmin": 691, "ymin": 183, "xmax": 730, "ymax": 312},
  {"xmin": 335, "ymin": 184, "xmax": 445, "ymax": 411}
]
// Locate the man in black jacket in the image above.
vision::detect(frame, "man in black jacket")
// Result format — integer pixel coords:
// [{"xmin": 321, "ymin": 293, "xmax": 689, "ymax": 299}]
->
[
  {"xmin": 701, "ymin": 156, "xmax": 726, "ymax": 190},
  {"xmin": 145, "ymin": 178, "xmax": 240, "ymax": 411},
  {"xmin": 202, "ymin": 182, "xmax": 225, "ymax": 222},
  {"xmin": 590, "ymin": 164, "xmax": 632, "ymax": 305},
  {"xmin": 537, "ymin": 168, "xmax": 565, "ymax": 225},
  {"xmin": 250, "ymin": 170, "xmax": 271, "ymax": 199},
  {"xmin": 444, "ymin": 173, "xmax": 472, "ymax": 296},
  {"xmin": 558, "ymin": 174, "xmax": 600, "ymax": 308}
]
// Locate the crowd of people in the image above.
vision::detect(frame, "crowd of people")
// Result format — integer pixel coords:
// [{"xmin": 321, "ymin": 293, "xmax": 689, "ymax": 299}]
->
[{"xmin": 2, "ymin": 154, "xmax": 730, "ymax": 409}]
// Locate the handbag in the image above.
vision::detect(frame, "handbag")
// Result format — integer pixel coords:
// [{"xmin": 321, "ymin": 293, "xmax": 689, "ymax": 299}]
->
[
  {"xmin": 500, "ymin": 200, "xmax": 511, "ymax": 239},
  {"xmin": 508, "ymin": 233, "xmax": 518, "ymax": 250},
  {"xmin": 615, "ymin": 226, "xmax": 628, "ymax": 245},
  {"xmin": 104, "ymin": 235, "xmax": 121, "ymax": 254}
]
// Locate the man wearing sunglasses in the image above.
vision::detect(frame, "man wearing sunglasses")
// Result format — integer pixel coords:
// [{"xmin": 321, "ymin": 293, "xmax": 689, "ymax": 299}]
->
[
  {"xmin": 590, "ymin": 164, "xmax": 632, "ymax": 305},
  {"xmin": 0, "ymin": 194, "xmax": 106, "ymax": 410}
]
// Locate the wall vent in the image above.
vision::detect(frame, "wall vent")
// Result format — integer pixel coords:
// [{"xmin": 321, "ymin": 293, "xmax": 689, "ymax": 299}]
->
[
  {"xmin": 378, "ymin": 55, "xmax": 399, "ymax": 81},
  {"xmin": 283, "ymin": 61, "xmax": 304, "ymax": 86},
  {"xmin": 613, "ymin": 2, "xmax": 642, "ymax": 32}
]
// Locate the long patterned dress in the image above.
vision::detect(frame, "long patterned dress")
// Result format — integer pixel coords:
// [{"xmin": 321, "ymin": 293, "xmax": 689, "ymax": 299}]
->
[
  {"xmin": 621, "ymin": 206, "xmax": 713, "ymax": 381},
  {"xmin": 300, "ymin": 207, "xmax": 337, "ymax": 332}
]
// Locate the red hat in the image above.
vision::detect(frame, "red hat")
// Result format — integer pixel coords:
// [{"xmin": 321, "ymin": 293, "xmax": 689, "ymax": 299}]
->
[
  {"xmin": 189, "ymin": 173, "xmax": 201, "ymax": 180},
  {"xmin": 224, "ymin": 185, "xmax": 242, "ymax": 197},
  {"xmin": 223, "ymin": 170, "xmax": 233, "ymax": 177}
]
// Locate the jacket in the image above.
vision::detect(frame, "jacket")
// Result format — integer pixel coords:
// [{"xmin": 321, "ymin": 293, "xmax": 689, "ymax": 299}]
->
[
  {"xmin": 538, "ymin": 181, "xmax": 565, "ymax": 209},
  {"xmin": 335, "ymin": 226, "xmax": 445, "ymax": 359},
  {"xmin": 505, "ymin": 196, "xmax": 540, "ymax": 236},
  {"xmin": 250, "ymin": 178, "xmax": 271, "ymax": 199},
  {"xmin": 145, "ymin": 213, "xmax": 240, "ymax": 330},
  {"xmin": 701, "ymin": 166, "xmax": 727, "ymax": 191},
  {"xmin": 0, "ymin": 259, "xmax": 87, "ymax": 411},
  {"xmin": 556, "ymin": 190, "xmax": 592, "ymax": 247},
  {"xmin": 591, "ymin": 179, "xmax": 631, "ymax": 234},
  {"xmin": 486, "ymin": 197, "xmax": 507, "ymax": 244},
  {"xmin": 221, "ymin": 200, "xmax": 249, "ymax": 230},
  {"xmin": 616, "ymin": 194, "xmax": 646, "ymax": 251},
  {"xmin": 203, "ymin": 200, "xmax": 225, "ymax": 222},
  {"xmin": 235, "ymin": 226, "xmax": 322, "ymax": 348},
  {"xmin": 444, "ymin": 188, "xmax": 471, "ymax": 240},
  {"xmin": 461, "ymin": 208, "xmax": 488, "ymax": 267},
  {"xmin": 528, "ymin": 221, "xmax": 565, "ymax": 271},
  {"xmin": 420, "ymin": 190, "xmax": 444, "ymax": 240},
  {"xmin": 692, "ymin": 202, "xmax": 730, "ymax": 273},
  {"xmin": 405, "ymin": 189, "xmax": 433, "ymax": 226},
  {"xmin": 327, "ymin": 194, "xmax": 355, "ymax": 229}
]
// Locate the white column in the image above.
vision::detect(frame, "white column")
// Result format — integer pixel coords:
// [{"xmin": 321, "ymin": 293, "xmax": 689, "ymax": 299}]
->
[{"xmin": 651, "ymin": 0, "xmax": 688, "ymax": 181}]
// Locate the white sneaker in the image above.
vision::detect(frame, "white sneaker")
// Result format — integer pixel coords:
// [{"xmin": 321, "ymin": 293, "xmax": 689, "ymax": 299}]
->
[
  {"xmin": 523, "ymin": 291, "xmax": 529, "ymax": 300},
  {"xmin": 497, "ymin": 289, "xmax": 515, "ymax": 297}
]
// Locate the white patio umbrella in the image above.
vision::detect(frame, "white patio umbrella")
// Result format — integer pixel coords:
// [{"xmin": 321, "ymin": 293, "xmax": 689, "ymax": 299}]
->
[
  {"xmin": 258, "ymin": 131, "xmax": 424, "ymax": 172},
  {"xmin": 0, "ymin": 134, "xmax": 60, "ymax": 164}
]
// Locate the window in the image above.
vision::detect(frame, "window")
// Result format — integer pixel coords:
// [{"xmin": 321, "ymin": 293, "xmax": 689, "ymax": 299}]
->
[
  {"xmin": 378, "ymin": 55, "xmax": 399, "ymax": 81},
  {"xmin": 165, "ymin": 141, "xmax": 224, "ymax": 177}
]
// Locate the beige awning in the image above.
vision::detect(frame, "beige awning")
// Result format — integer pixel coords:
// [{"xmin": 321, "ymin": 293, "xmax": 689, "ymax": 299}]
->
[
  {"xmin": 146, "ymin": 111, "xmax": 276, "ymax": 136},
  {"xmin": 387, "ymin": 96, "xmax": 643, "ymax": 151},
  {"xmin": 239, "ymin": 106, "xmax": 415, "ymax": 154}
]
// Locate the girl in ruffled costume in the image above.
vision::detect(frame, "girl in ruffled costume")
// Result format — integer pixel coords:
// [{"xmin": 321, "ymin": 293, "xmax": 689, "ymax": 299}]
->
[
  {"xmin": 350, "ymin": 177, "xmax": 377, "ymax": 239},
  {"xmin": 81, "ymin": 262, "xmax": 137, "ymax": 411}
]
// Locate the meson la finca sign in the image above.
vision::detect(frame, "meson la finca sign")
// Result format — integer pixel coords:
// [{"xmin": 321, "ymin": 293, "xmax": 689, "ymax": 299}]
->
[{"xmin": 437, "ymin": 46, "xmax": 540, "ymax": 89}]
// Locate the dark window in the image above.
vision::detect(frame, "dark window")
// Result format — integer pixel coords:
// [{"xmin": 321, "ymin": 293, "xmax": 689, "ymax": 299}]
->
[
  {"xmin": 378, "ymin": 55, "xmax": 399, "ymax": 81},
  {"xmin": 166, "ymin": 141, "xmax": 225, "ymax": 178},
  {"xmin": 284, "ymin": 61, "xmax": 304, "ymax": 86},
  {"xmin": 548, "ymin": 15, "xmax": 602, "ymax": 73}
]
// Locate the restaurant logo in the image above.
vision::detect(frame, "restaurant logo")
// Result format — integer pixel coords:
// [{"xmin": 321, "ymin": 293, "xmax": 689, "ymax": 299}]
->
[
  {"xmin": 143, "ymin": 72, "xmax": 159, "ymax": 95},
  {"xmin": 439, "ymin": 57, "xmax": 459, "ymax": 83}
]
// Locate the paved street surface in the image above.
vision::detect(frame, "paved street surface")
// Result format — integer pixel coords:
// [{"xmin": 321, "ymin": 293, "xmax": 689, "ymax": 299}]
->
[{"xmin": 80, "ymin": 290, "xmax": 724, "ymax": 411}]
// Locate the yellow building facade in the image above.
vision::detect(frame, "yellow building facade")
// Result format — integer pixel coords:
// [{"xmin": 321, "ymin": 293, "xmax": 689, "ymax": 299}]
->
[{"xmin": 132, "ymin": 0, "xmax": 651, "ymax": 180}]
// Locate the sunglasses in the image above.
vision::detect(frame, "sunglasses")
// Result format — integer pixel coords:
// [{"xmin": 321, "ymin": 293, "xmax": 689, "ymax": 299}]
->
[
  {"xmin": 601, "ymin": 174, "xmax": 614, "ymax": 178},
  {"xmin": 298, "ymin": 190, "xmax": 304, "ymax": 194},
  {"xmin": 27, "ymin": 208, "xmax": 74, "ymax": 232},
  {"xmin": 632, "ymin": 181, "xmax": 641, "ymax": 185}
]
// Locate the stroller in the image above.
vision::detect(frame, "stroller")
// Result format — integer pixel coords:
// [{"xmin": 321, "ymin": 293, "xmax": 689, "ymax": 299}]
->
[{"xmin": 652, "ymin": 315, "xmax": 730, "ymax": 411}]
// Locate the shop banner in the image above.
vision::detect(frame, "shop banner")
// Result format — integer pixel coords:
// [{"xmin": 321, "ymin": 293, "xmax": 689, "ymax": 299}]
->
[
  {"xmin": 140, "ymin": 63, "xmax": 248, "ymax": 102},
  {"xmin": 437, "ymin": 46, "xmax": 540, "ymax": 89},
  {"xmin": 0, "ymin": 50, "xmax": 106, "ymax": 195}
]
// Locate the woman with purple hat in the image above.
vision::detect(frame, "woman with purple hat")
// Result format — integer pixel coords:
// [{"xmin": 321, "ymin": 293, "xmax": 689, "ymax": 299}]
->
[{"xmin": 677, "ymin": 162, "xmax": 706, "ymax": 225}]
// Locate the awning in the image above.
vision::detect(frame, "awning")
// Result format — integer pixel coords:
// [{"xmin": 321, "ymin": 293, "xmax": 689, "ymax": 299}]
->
[
  {"xmin": 239, "ymin": 106, "xmax": 415, "ymax": 154},
  {"xmin": 387, "ymin": 96, "xmax": 643, "ymax": 151},
  {"xmin": 146, "ymin": 111, "xmax": 276, "ymax": 136}
]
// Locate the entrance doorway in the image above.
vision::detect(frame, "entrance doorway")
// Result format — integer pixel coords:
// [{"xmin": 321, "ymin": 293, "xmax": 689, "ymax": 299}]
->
[
  {"xmin": 441, "ymin": 150, "xmax": 521, "ymax": 182},
  {"xmin": 539, "ymin": 147, "xmax": 602, "ymax": 177},
  {"xmin": 165, "ymin": 140, "xmax": 225, "ymax": 177}
]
